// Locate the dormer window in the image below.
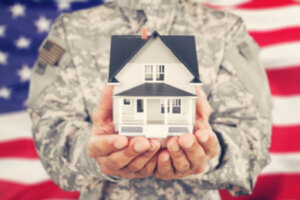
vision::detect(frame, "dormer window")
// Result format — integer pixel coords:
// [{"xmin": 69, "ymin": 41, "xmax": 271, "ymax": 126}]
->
[
  {"xmin": 156, "ymin": 65, "xmax": 165, "ymax": 81},
  {"xmin": 145, "ymin": 65, "xmax": 153, "ymax": 81},
  {"xmin": 145, "ymin": 64, "xmax": 165, "ymax": 82}
]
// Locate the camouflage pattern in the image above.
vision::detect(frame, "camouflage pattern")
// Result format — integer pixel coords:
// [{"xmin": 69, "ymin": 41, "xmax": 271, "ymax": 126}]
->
[{"xmin": 27, "ymin": 0, "xmax": 272, "ymax": 199}]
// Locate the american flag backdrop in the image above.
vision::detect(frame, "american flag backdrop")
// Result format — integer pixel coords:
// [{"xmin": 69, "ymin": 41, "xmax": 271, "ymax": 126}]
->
[{"xmin": 0, "ymin": 0, "xmax": 299, "ymax": 199}]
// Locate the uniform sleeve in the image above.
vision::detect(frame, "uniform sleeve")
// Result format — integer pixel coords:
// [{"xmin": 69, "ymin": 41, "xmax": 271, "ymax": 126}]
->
[
  {"xmin": 183, "ymin": 17, "xmax": 273, "ymax": 196},
  {"xmin": 27, "ymin": 14, "xmax": 119, "ymax": 191}
]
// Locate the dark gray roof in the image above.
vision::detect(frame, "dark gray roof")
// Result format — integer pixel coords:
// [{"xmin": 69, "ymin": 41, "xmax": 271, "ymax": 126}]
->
[
  {"xmin": 108, "ymin": 31, "xmax": 200, "ymax": 83},
  {"xmin": 115, "ymin": 83, "xmax": 196, "ymax": 97}
]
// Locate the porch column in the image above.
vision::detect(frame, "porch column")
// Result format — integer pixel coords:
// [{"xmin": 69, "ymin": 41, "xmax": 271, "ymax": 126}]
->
[
  {"xmin": 144, "ymin": 98, "xmax": 147, "ymax": 124},
  {"xmin": 119, "ymin": 98, "xmax": 123, "ymax": 132},
  {"xmin": 189, "ymin": 98, "xmax": 193, "ymax": 123},
  {"xmin": 164, "ymin": 98, "xmax": 168, "ymax": 125}
]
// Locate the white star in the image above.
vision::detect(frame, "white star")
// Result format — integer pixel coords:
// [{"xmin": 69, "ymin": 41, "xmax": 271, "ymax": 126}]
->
[
  {"xmin": 18, "ymin": 64, "xmax": 32, "ymax": 82},
  {"xmin": 35, "ymin": 16, "xmax": 51, "ymax": 33},
  {"xmin": 0, "ymin": 25, "xmax": 6, "ymax": 37},
  {"xmin": 0, "ymin": 51, "xmax": 8, "ymax": 65},
  {"xmin": 57, "ymin": 1, "xmax": 71, "ymax": 11},
  {"xmin": 0, "ymin": 87, "xmax": 11, "ymax": 100},
  {"xmin": 10, "ymin": 3, "xmax": 26, "ymax": 18},
  {"xmin": 15, "ymin": 36, "xmax": 31, "ymax": 49}
]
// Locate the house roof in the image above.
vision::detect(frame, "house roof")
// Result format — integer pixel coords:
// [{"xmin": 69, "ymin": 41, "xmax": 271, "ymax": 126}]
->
[
  {"xmin": 115, "ymin": 83, "xmax": 197, "ymax": 97},
  {"xmin": 108, "ymin": 31, "xmax": 200, "ymax": 83}
]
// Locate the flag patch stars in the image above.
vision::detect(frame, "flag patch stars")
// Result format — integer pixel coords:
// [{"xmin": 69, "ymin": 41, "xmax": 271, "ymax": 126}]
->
[
  {"xmin": 15, "ymin": 36, "xmax": 31, "ymax": 49},
  {"xmin": 38, "ymin": 40, "xmax": 65, "ymax": 66},
  {"xmin": 35, "ymin": 16, "xmax": 52, "ymax": 33}
]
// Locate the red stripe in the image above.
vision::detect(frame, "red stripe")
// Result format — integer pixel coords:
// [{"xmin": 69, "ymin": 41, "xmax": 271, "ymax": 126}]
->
[
  {"xmin": 0, "ymin": 180, "xmax": 79, "ymax": 200},
  {"xmin": 250, "ymin": 27, "xmax": 300, "ymax": 47},
  {"xmin": 0, "ymin": 139, "xmax": 38, "ymax": 159},
  {"xmin": 219, "ymin": 174, "xmax": 300, "ymax": 200},
  {"xmin": 270, "ymin": 125, "xmax": 300, "ymax": 153},
  {"xmin": 233, "ymin": 0, "xmax": 300, "ymax": 9},
  {"xmin": 205, "ymin": 1, "xmax": 300, "ymax": 9},
  {"xmin": 266, "ymin": 66, "xmax": 300, "ymax": 96}
]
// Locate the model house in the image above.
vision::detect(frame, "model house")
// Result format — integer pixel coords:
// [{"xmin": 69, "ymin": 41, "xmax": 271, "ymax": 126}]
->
[{"xmin": 107, "ymin": 29, "xmax": 201, "ymax": 138}]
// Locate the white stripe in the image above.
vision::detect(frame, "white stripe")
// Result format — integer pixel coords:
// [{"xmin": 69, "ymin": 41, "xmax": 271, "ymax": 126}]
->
[
  {"xmin": 261, "ymin": 42, "xmax": 300, "ymax": 69},
  {"xmin": 195, "ymin": 0, "xmax": 250, "ymax": 6},
  {"xmin": 272, "ymin": 96, "xmax": 300, "ymax": 126},
  {"xmin": 262, "ymin": 153, "xmax": 300, "ymax": 174},
  {"xmin": 0, "ymin": 153, "xmax": 299, "ymax": 184},
  {"xmin": 1, "ymin": 96, "xmax": 300, "ymax": 141},
  {"xmin": 0, "ymin": 159, "xmax": 49, "ymax": 184},
  {"xmin": 0, "ymin": 111, "xmax": 32, "ymax": 141},
  {"xmin": 230, "ymin": 6, "xmax": 300, "ymax": 31}
]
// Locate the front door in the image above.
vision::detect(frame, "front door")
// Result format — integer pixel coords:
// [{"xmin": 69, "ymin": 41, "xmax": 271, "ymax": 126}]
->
[
  {"xmin": 147, "ymin": 99, "xmax": 164, "ymax": 124},
  {"xmin": 134, "ymin": 99, "xmax": 144, "ymax": 121}
]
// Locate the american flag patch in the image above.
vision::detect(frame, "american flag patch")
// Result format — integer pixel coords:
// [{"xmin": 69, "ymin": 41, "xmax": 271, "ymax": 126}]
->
[{"xmin": 38, "ymin": 40, "xmax": 65, "ymax": 66}]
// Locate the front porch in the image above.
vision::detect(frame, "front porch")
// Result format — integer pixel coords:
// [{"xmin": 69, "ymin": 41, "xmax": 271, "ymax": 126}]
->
[
  {"xmin": 118, "ymin": 98, "xmax": 193, "ymax": 125},
  {"xmin": 116, "ymin": 97, "xmax": 195, "ymax": 138}
]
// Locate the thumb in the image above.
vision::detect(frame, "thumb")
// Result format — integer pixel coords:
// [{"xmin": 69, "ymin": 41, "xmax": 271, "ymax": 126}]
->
[
  {"xmin": 195, "ymin": 86, "xmax": 212, "ymax": 121},
  {"xmin": 92, "ymin": 85, "xmax": 114, "ymax": 123}
]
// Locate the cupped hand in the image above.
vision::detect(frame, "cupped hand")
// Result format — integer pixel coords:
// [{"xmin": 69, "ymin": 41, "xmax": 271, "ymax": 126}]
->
[
  {"xmin": 88, "ymin": 85, "xmax": 161, "ymax": 179},
  {"xmin": 154, "ymin": 86, "xmax": 221, "ymax": 180}
]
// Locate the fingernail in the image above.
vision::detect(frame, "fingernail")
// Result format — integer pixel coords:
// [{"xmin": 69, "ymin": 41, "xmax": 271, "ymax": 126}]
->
[
  {"xmin": 114, "ymin": 138, "xmax": 127, "ymax": 149},
  {"xmin": 171, "ymin": 142, "xmax": 180, "ymax": 152},
  {"xmin": 149, "ymin": 140, "xmax": 160, "ymax": 151},
  {"xmin": 160, "ymin": 154, "xmax": 170, "ymax": 162},
  {"xmin": 183, "ymin": 136, "xmax": 195, "ymax": 148},
  {"xmin": 199, "ymin": 130, "xmax": 209, "ymax": 143},
  {"xmin": 134, "ymin": 142, "xmax": 148, "ymax": 152}
]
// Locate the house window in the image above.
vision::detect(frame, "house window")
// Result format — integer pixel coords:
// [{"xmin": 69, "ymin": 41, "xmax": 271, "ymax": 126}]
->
[
  {"xmin": 172, "ymin": 99, "xmax": 181, "ymax": 114},
  {"xmin": 123, "ymin": 99, "xmax": 131, "ymax": 105},
  {"xmin": 160, "ymin": 100, "xmax": 165, "ymax": 114},
  {"xmin": 137, "ymin": 99, "xmax": 144, "ymax": 113},
  {"xmin": 145, "ymin": 64, "xmax": 165, "ymax": 81},
  {"xmin": 145, "ymin": 65, "xmax": 153, "ymax": 81},
  {"xmin": 156, "ymin": 65, "xmax": 165, "ymax": 81},
  {"xmin": 160, "ymin": 99, "xmax": 170, "ymax": 114}
]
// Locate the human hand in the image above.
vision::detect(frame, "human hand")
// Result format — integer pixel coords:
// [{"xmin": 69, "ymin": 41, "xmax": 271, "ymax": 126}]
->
[
  {"xmin": 88, "ymin": 85, "xmax": 161, "ymax": 179},
  {"xmin": 154, "ymin": 86, "xmax": 221, "ymax": 180}
]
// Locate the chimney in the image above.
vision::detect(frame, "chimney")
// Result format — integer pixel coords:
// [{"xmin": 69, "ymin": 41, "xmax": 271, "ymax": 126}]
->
[{"xmin": 141, "ymin": 27, "xmax": 147, "ymax": 40}]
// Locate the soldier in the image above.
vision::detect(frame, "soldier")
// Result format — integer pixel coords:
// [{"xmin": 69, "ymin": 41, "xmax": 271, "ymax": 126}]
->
[{"xmin": 27, "ymin": 0, "xmax": 273, "ymax": 199}]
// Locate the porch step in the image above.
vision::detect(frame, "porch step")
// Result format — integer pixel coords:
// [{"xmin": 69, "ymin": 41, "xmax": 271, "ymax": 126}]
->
[
  {"xmin": 144, "ymin": 125, "xmax": 168, "ymax": 138},
  {"xmin": 119, "ymin": 124, "xmax": 194, "ymax": 138}
]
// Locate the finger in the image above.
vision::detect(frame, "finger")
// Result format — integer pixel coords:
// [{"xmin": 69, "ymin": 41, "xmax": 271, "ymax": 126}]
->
[
  {"xmin": 137, "ymin": 153, "xmax": 158, "ymax": 178},
  {"xmin": 166, "ymin": 137, "xmax": 190, "ymax": 173},
  {"xmin": 91, "ymin": 123, "xmax": 116, "ymax": 135},
  {"xmin": 195, "ymin": 86, "xmax": 212, "ymax": 121},
  {"xmin": 155, "ymin": 150, "xmax": 174, "ymax": 179},
  {"xmin": 127, "ymin": 139, "xmax": 161, "ymax": 172},
  {"xmin": 178, "ymin": 133, "xmax": 207, "ymax": 172},
  {"xmin": 92, "ymin": 85, "xmax": 114, "ymax": 123},
  {"xmin": 105, "ymin": 137, "xmax": 151, "ymax": 170},
  {"xmin": 88, "ymin": 134, "xmax": 128, "ymax": 158},
  {"xmin": 194, "ymin": 118, "xmax": 211, "ymax": 131},
  {"xmin": 195, "ymin": 129, "xmax": 221, "ymax": 159}
]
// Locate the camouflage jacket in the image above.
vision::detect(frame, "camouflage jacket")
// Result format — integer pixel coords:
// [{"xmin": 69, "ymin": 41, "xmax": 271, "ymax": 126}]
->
[{"xmin": 27, "ymin": 0, "xmax": 273, "ymax": 199}]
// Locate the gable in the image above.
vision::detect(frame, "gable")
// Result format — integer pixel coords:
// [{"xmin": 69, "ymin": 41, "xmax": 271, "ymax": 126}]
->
[
  {"xmin": 108, "ymin": 31, "xmax": 200, "ymax": 83},
  {"xmin": 128, "ymin": 36, "xmax": 182, "ymax": 63}
]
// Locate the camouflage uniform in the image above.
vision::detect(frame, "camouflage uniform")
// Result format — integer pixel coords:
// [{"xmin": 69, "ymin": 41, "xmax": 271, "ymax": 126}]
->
[{"xmin": 27, "ymin": 0, "xmax": 273, "ymax": 199}]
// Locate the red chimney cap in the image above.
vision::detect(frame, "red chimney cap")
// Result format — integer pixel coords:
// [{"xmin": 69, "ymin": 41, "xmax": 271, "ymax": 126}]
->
[{"xmin": 141, "ymin": 27, "xmax": 147, "ymax": 40}]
